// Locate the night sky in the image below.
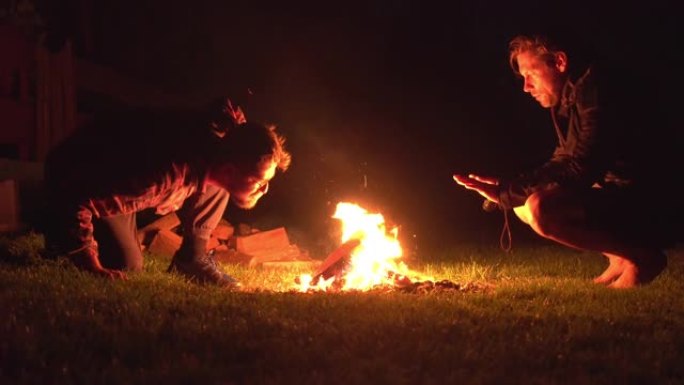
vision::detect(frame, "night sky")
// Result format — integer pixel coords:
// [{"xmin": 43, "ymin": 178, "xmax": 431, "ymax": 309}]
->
[{"xmin": 51, "ymin": 1, "xmax": 683, "ymax": 254}]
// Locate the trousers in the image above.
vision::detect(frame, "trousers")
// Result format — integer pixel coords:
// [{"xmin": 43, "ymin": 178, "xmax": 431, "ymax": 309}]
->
[{"xmin": 94, "ymin": 184, "xmax": 229, "ymax": 270}]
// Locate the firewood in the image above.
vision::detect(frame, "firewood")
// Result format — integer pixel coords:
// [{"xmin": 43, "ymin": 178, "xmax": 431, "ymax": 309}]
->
[
  {"xmin": 235, "ymin": 227, "xmax": 290, "ymax": 254},
  {"xmin": 212, "ymin": 246, "xmax": 254, "ymax": 266},
  {"xmin": 211, "ymin": 219, "xmax": 234, "ymax": 241},
  {"xmin": 311, "ymin": 237, "xmax": 362, "ymax": 282},
  {"xmin": 246, "ymin": 244, "xmax": 311, "ymax": 267},
  {"xmin": 206, "ymin": 236, "xmax": 221, "ymax": 252},
  {"xmin": 146, "ymin": 229, "xmax": 182, "ymax": 259},
  {"xmin": 260, "ymin": 260, "xmax": 320, "ymax": 270},
  {"xmin": 137, "ymin": 212, "xmax": 180, "ymax": 244}
]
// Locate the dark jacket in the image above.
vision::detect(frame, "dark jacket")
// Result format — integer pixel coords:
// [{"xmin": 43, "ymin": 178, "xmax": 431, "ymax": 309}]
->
[{"xmin": 497, "ymin": 66, "xmax": 652, "ymax": 209}]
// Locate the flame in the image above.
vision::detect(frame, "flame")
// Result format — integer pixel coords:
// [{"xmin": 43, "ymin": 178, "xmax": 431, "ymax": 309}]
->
[
  {"xmin": 298, "ymin": 202, "xmax": 431, "ymax": 292},
  {"xmin": 297, "ymin": 273, "xmax": 336, "ymax": 292}
]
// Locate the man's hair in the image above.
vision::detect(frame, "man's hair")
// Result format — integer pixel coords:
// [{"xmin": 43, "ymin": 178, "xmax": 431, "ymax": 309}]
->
[
  {"xmin": 508, "ymin": 33, "xmax": 594, "ymax": 78},
  {"xmin": 213, "ymin": 121, "xmax": 292, "ymax": 174},
  {"xmin": 508, "ymin": 34, "xmax": 565, "ymax": 76}
]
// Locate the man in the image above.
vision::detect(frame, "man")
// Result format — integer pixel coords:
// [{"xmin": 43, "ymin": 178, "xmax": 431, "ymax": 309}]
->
[
  {"xmin": 44, "ymin": 99, "xmax": 291, "ymax": 288},
  {"xmin": 453, "ymin": 34, "xmax": 678, "ymax": 289}
]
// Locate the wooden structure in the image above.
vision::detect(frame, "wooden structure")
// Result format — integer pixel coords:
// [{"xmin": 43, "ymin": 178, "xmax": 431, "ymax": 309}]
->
[
  {"xmin": 0, "ymin": 5, "xmax": 195, "ymax": 229},
  {"xmin": 0, "ymin": 23, "xmax": 39, "ymax": 160}
]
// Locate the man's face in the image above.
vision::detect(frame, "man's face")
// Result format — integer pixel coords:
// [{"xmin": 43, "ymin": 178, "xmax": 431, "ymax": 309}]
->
[
  {"xmin": 211, "ymin": 160, "xmax": 277, "ymax": 209},
  {"xmin": 516, "ymin": 51, "xmax": 566, "ymax": 108}
]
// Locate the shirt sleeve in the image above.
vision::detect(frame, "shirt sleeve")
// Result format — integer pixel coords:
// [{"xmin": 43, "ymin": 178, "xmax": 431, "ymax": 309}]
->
[{"xmin": 60, "ymin": 202, "xmax": 100, "ymax": 263}]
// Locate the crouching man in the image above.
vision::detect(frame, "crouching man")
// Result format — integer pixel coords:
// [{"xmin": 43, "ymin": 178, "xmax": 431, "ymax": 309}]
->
[
  {"xmin": 453, "ymin": 34, "xmax": 680, "ymax": 288},
  {"xmin": 44, "ymin": 99, "xmax": 291, "ymax": 288}
]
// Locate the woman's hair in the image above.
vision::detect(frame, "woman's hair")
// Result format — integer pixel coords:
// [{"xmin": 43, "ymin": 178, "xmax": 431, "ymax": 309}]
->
[
  {"xmin": 201, "ymin": 96, "xmax": 290, "ymax": 174},
  {"xmin": 211, "ymin": 121, "xmax": 291, "ymax": 174}
]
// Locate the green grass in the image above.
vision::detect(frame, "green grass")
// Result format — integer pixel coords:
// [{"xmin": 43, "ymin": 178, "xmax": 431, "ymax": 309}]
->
[{"xmin": 2, "ymin": 232, "xmax": 684, "ymax": 385}]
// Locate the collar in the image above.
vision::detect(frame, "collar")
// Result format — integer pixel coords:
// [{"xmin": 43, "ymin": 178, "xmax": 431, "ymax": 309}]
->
[
  {"xmin": 181, "ymin": 160, "xmax": 210, "ymax": 194},
  {"xmin": 557, "ymin": 77, "xmax": 576, "ymax": 117},
  {"xmin": 558, "ymin": 67, "xmax": 593, "ymax": 115}
]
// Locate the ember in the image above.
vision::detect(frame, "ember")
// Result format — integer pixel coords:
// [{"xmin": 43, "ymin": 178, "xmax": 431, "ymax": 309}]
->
[
  {"xmin": 392, "ymin": 279, "xmax": 487, "ymax": 294},
  {"xmin": 296, "ymin": 202, "xmax": 444, "ymax": 292}
]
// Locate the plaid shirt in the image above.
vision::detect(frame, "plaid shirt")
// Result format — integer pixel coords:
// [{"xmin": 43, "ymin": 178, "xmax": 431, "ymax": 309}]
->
[
  {"xmin": 61, "ymin": 162, "xmax": 205, "ymax": 260},
  {"xmin": 45, "ymin": 108, "xmax": 214, "ymax": 261}
]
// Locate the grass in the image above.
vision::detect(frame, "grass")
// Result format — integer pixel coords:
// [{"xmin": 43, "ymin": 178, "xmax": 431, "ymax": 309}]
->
[{"xmin": 1, "ymin": 232, "xmax": 684, "ymax": 385}]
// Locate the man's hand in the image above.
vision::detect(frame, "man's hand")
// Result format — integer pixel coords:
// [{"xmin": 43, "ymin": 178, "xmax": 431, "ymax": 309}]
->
[
  {"xmin": 453, "ymin": 174, "xmax": 501, "ymax": 204},
  {"xmin": 70, "ymin": 249, "xmax": 128, "ymax": 280}
]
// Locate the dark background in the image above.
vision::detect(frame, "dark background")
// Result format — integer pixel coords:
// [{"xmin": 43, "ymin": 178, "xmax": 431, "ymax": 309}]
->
[{"xmin": 44, "ymin": 0, "xmax": 683, "ymax": 255}]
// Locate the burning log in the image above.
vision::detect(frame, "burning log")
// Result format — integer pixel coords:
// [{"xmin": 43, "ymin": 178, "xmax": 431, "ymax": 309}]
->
[{"xmin": 310, "ymin": 237, "xmax": 362, "ymax": 283}]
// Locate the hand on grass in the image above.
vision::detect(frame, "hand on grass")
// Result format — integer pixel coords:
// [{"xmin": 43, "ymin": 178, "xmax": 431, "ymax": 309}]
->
[
  {"xmin": 453, "ymin": 173, "xmax": 501, "ymax": 204},
  {"xmin": 70, "ymin": 249, "xmax": 128, "ymax": 280},
  {"xmin": 92, "ymin": 267, "xmax": 128, "ymax": 280}
]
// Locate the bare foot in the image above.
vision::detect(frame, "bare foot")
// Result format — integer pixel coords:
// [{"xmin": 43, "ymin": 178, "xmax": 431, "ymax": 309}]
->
[
  {"xmin": 593, "ymin": 253, "xmax": 628, "ymax": 285},
  {"xmin": 606, "ymin": 258, "xmax": 639, "ymax": 289},
  {"xmin": 605, "ymin": 251, "xmax": 667, "ymax": 289}
]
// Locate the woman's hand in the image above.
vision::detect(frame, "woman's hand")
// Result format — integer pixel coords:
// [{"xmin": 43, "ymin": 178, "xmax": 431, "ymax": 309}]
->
[{"xmin": 69, "ymin": 248, "xmax": 128, "ymax": 280}]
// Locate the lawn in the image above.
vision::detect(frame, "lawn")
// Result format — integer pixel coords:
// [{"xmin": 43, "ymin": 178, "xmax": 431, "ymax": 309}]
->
[{"xmin": 1, "ymin": 232, "xmax": 683, "ymax": 385}]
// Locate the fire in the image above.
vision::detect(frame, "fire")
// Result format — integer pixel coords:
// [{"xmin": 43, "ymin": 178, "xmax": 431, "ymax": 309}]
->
[{"xmin": 297, "ymin": 202, "xmax": 432, "ymax": 292}]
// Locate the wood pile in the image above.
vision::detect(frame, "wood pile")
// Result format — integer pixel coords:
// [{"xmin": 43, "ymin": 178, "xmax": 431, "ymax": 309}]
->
[{"xmin": 138, "ymin": 213, "xmax": 313, "ymax": 268}]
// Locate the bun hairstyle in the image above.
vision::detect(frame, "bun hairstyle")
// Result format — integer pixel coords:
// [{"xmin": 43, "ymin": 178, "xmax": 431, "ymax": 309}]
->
[
  {"xmin": 218, "ymin": 122, "xmax": 291, "ymax": 174},
  {"xmin": 206, "ymin": 96, "xmax": 247, "ymax": 138},
  {"xmin": 204, "ymin": 96, "xmax": 291, "ymax": 174}
]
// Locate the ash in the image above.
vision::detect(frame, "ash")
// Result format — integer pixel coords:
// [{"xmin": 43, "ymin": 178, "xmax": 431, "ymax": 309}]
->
[
  {"xmin": 298, "ymin": 273, "xmax": 488, "ymax": 294},
  {"xmin": 392, "ymin": 278, "xmax": 485, "ymax": 294}
]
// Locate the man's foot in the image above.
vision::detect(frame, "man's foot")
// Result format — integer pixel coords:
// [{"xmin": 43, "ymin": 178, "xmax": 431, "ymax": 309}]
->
[
  {"xmin": 593, "ymin": 254, "xmax": 628, "ymax": 285},
  {"xmin": 168, "ymin": 254, "xmax": 242, "ymax": 289},
  {"xmin": 608, "ymin": 251, "xmax": 667, "ymax": 289},
  {"xmin": 595, "ymin": 251, "xmax": 667, "ymax": 289}
]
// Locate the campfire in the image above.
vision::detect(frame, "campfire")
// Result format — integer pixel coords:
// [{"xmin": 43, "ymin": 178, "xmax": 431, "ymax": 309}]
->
[{"xmin": 296, "ymin": 202, "xmax": 468, "ymax": 293}]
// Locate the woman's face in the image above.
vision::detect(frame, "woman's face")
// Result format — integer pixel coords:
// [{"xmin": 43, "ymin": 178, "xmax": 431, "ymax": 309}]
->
[{"xmin": 208, "ymin": 160, "xmax": 277, "ymax": 209}]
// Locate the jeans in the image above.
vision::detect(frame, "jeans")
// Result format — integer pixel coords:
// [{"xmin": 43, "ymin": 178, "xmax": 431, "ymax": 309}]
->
[{"xmin": 88, "ymin": 184, "xmax": 229, "ymax": 270}]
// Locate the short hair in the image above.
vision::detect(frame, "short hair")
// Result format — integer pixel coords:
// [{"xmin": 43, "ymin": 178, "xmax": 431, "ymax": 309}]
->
[
  {"xmin": 508, "ymin": 34, "xmax": 565, "ymax": 76},
  {"xmin": 213, "ymin": 121, "xmax": 291, "ymax": 174}
]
